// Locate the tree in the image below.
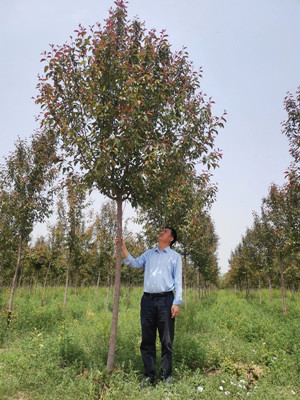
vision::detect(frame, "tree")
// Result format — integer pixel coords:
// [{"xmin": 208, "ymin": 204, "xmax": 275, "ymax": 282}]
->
[
  {"xmin": 253, "ymin": 211, "xmax": 277, "ymax": 307},
  {"xmin": 35, "ymin": 1, "xmax": 224, "ymax": 370},
  {"xmin": 282, "ymin": 86, "xmax": 300, "ymax": 179},
  {"xmin": 0, "ymin": 133, "xmax": 56, "ymax": 323},
  {"xmin": 93, "ymin": 201, "xmax": 117, "ymax": 311},
  {"xmin": 0, "ymin": 189, "xmax": 18, "ymax": 290},
  {"xmin": 187, "ymin": 210, "xmax": 219, "ymax": 299},
  {"xmin": 63, "ymin": 176, "xmax": 88, "ymax": 310},
  {"xmin": 262, "ymin": 182, "xmax": 300, "ymax": 314}
]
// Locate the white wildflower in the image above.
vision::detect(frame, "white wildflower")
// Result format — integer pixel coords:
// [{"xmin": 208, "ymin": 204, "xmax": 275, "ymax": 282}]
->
[
  {"xmin": 291, "ymin": 390, "xmax": 296, "ymax": 395},
  {"xmin": 219, "ymin": 386, "xmax": 224, "ymax": 391},
  {"xmin": 239, "ymin": 379, "xmax": 246, "ymax": 383},
  {"xmin": 225, "ymin": 391, "xmax": 230, "ymax": 395},
  {"xmin": 197, "ymin": 386, "xmax": 204, "ymax": 392},
  {"xmin": 230, "ymin": 381, "xmax": 236, "ymax": 386},
  {"xmin": 222, "ymin": 380, "xmax": 225, "ymax": 383}
]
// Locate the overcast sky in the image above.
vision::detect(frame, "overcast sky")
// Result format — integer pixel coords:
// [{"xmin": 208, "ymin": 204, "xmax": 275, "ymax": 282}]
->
[{"xmin": 1, "ymin": 0, "xmax": 299, "ymax": 273}]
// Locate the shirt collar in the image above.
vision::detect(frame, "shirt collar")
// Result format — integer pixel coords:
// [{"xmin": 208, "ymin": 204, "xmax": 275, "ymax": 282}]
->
[{"xmin": 155, "ymin": 246, "xmax": 170, "ymax": 254}]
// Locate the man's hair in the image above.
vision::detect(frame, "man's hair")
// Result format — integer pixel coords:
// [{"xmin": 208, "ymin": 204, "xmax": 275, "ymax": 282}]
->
[{"xmin": 166, "ymin": 226, "xmax": 177, "ymax": 247}]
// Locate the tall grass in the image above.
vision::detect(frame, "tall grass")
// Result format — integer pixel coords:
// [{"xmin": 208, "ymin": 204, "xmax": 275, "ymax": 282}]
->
[{"xmin": 0, "ymin": 287, "xmax": 299, "ymax": 399}]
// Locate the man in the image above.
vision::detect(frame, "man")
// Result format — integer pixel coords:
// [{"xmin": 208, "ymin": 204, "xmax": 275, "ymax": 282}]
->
[{"xmin": 117, "ymin": 227, "xmax": 182, "ymax": 386}]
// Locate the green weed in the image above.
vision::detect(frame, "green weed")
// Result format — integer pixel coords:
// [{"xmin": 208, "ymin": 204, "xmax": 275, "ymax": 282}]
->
[{"xmin": 0, "ymin": 287, "xmax": 299, "ymax": 399}]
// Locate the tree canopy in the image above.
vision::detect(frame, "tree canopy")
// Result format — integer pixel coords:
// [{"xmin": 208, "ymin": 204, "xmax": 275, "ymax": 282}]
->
[{"xmin": 35, "ymin": 1, "xmax": 224, "ymax": 207}]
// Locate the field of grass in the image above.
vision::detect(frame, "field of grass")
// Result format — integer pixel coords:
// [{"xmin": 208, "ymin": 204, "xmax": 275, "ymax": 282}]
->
[{"xmin": 0, "ymin": 286, "xmax": 299, "ymax": 399}]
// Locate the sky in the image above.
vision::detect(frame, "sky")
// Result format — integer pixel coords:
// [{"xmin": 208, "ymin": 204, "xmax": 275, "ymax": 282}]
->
[{"xmin": 0, "ymin": 0, "xmax": 299, "ymax": 273}]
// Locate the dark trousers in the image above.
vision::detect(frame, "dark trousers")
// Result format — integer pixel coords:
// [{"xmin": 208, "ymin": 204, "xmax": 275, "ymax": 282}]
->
[{"xmin": 140, "ymin": 292, "xmax": 175, "ymax": 382}]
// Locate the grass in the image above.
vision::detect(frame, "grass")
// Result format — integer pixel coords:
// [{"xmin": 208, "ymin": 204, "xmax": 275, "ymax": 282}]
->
[{"xmin": 0, "ymin": 286, "xmax": 299, "ymax": 399}]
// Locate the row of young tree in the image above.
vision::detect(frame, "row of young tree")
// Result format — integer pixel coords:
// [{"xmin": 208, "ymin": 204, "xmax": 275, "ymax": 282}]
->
[
  {"xmin": 225, "ymin": 87, "xmax": 300, "ymax": 314},
  {"xmin": 0, "ymin": 171, "xmax": 220, "ymax": 305},
  {"xmin": 0, "ymin": 1, "xmax": 224, "ymax": 370}
]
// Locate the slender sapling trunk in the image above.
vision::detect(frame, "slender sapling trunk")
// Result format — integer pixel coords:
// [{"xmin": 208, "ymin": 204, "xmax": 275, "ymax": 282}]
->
[
  {"xmin": 8, "ymin": 235, "xmax": 23, "ymax": 325},
  {"xmin": 41, "ymin": 261, "xmax": 51, "ymax": 307},
  {"xmin": 63, "ymin": 252, "xmax": 71, "ymax": 312},
  {"xmin": 279, "ymin": 256, "xmax": 287, "ymax": 315},
  {"xmin": 183, "ymin": 253, "xmax": 187, "ymax": 310},
  {"xmin": 106, "ymin": 198, "xmax": 123, "ymax": 372},
  {"xmin": 268, "ymin": 276, "xmax": 273, "ymax": 309}
]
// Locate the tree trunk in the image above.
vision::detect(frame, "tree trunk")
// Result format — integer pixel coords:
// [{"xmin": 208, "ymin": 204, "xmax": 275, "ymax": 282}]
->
[
  {"xmin": 183, "ymin": 253, "xmax": 187, "ymax": 311},
  {"xmin": 127, "ymin": 270, "xmax": 131, "ymax": 306},
  {"xmin": 29, "ymin": 273, "xmax": 34, "ymax": 291},
  {"xmin": 34, "ymin": 271, "xmax": 39, "ymax": 294},
  {"xmin": 41, "ymin": 261, "xmax": 51, "ymax": 307},
  {"xmin": 279, "ymin": 256, "xmax": 287, "ymax": 315},
  {"xmin": 74, "ymin": 268, "xmax": 79, "ymax": 296},
  {"xmin": 106, "ymin": 261, "xmax": 111, "ymax": 313},
  {"xmin": 258, "ymin": 273, "xmax": 262, "ymax": 305},
  {"xmin": 63, "ymin": 252, "xmax": 71, "ymax": 312},
  {"xmin": 17, "ymin": 268, "xmax": 23, "ymax": 290},
  {"xmin": 8, "ymin": 235, "xmax": 23, "ymax": 325},
  {"xmin": 193, "ymin": 269, "xmax": 196, "ymax": 303},
  {"xmin": 0, "ymin": 250, "xmax": 7, "ymax": 292},
  {"xmin": 268, "ymin": 275, "xmax": 273, "ymax": 309},
  {"xmin": 96, "ymin": 263, "xmax": 101, "ymax": 287},
  {"xmin": 106, "ymin": 198, "xmax": 123, "ymax": 372},
  {"xmin": 246, "ymin": 273, "xmax": 250, "ymax": 299},
  {"xmin": 197, "ymin": 270, "xmax": 200, "ymax": 301}
]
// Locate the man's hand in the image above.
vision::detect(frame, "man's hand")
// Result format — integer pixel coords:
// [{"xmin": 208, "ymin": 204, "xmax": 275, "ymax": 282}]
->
[
  {"xmin": 115, "ymin": 237, "xmax": 129, "ymax": 258},
  {"xmin": 171, "ymin": 304, "xmax": 180, "ymax": 319}
]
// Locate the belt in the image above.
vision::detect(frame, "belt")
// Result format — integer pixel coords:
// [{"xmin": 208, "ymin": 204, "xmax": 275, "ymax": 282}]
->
[{"xmin": 143, "ymin": 291, "xmax": 173, "ymax": 298}]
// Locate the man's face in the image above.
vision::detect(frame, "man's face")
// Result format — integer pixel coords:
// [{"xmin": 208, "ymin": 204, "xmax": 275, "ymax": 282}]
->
[{"xmin": 158, "ymin": 228, "xmax": 173, "ymax": 245}]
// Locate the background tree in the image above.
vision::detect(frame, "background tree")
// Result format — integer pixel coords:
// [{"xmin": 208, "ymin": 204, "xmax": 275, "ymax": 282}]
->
[
  {"xmin": 187, "ymin": 210, "xmax": 219, "ymax": 300},
  {"xmin": 26, "ymin": 237, "xmax": 50, "ymax": 293},
  {"xmin": 93, "ymin": 201, "xmax": 117, "ymax": 311},
  {"xmin": 0, "ymin": 133, "xmax": 56, "ymax": 323},
  {"xmin": 63, "ymin": 176, "xmax": 88, "ymax": 311},
  {"xmin": 46, "ymin": 197, "xmax": 69, "ymax": 287},
  {"xmin": 262, "ymin": 182, "xmax": 299, "ymax": 314},
  {"xmin": 252, "ymin": 211, "xmax": 277, "ymax": 307},
  {"xmin": 282, "ymin": 86, "xmax": 300, "ymax": 179},
  {"xmin": 35, "ymin": 1, "xmax": 224, "ymax": 370},
  {"xmin": 0, "ymin": 189, "xmax": 18, "ymax": 290},
  {"xmin": 225, "ymin": 88, "xmax": 300, "ymax": 311}
]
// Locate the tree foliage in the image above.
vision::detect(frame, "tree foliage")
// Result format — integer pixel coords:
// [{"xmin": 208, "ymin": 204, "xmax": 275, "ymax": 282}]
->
[
  {"xmin": 282, "ymin": 86, "xmax": 300, "ymax": 179},
  {"xmin": 35, "ymin": 1, "xmax": 224, "ymax": 206}
]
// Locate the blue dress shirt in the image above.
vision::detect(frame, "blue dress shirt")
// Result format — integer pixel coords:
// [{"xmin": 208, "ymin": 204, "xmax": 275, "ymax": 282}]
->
[{"xmin": 124, "ymin": 246, "xmax": 183, "ymax": 305}]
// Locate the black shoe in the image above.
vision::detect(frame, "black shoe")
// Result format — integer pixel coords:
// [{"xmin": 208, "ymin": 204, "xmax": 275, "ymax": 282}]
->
[
  {"xmin": 162, "ymin": 376, "xmax": 173, "ymax": 387},
  {"xmin": 139, "ymin": 377, "xmax": 155, "ymax": 389}
]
